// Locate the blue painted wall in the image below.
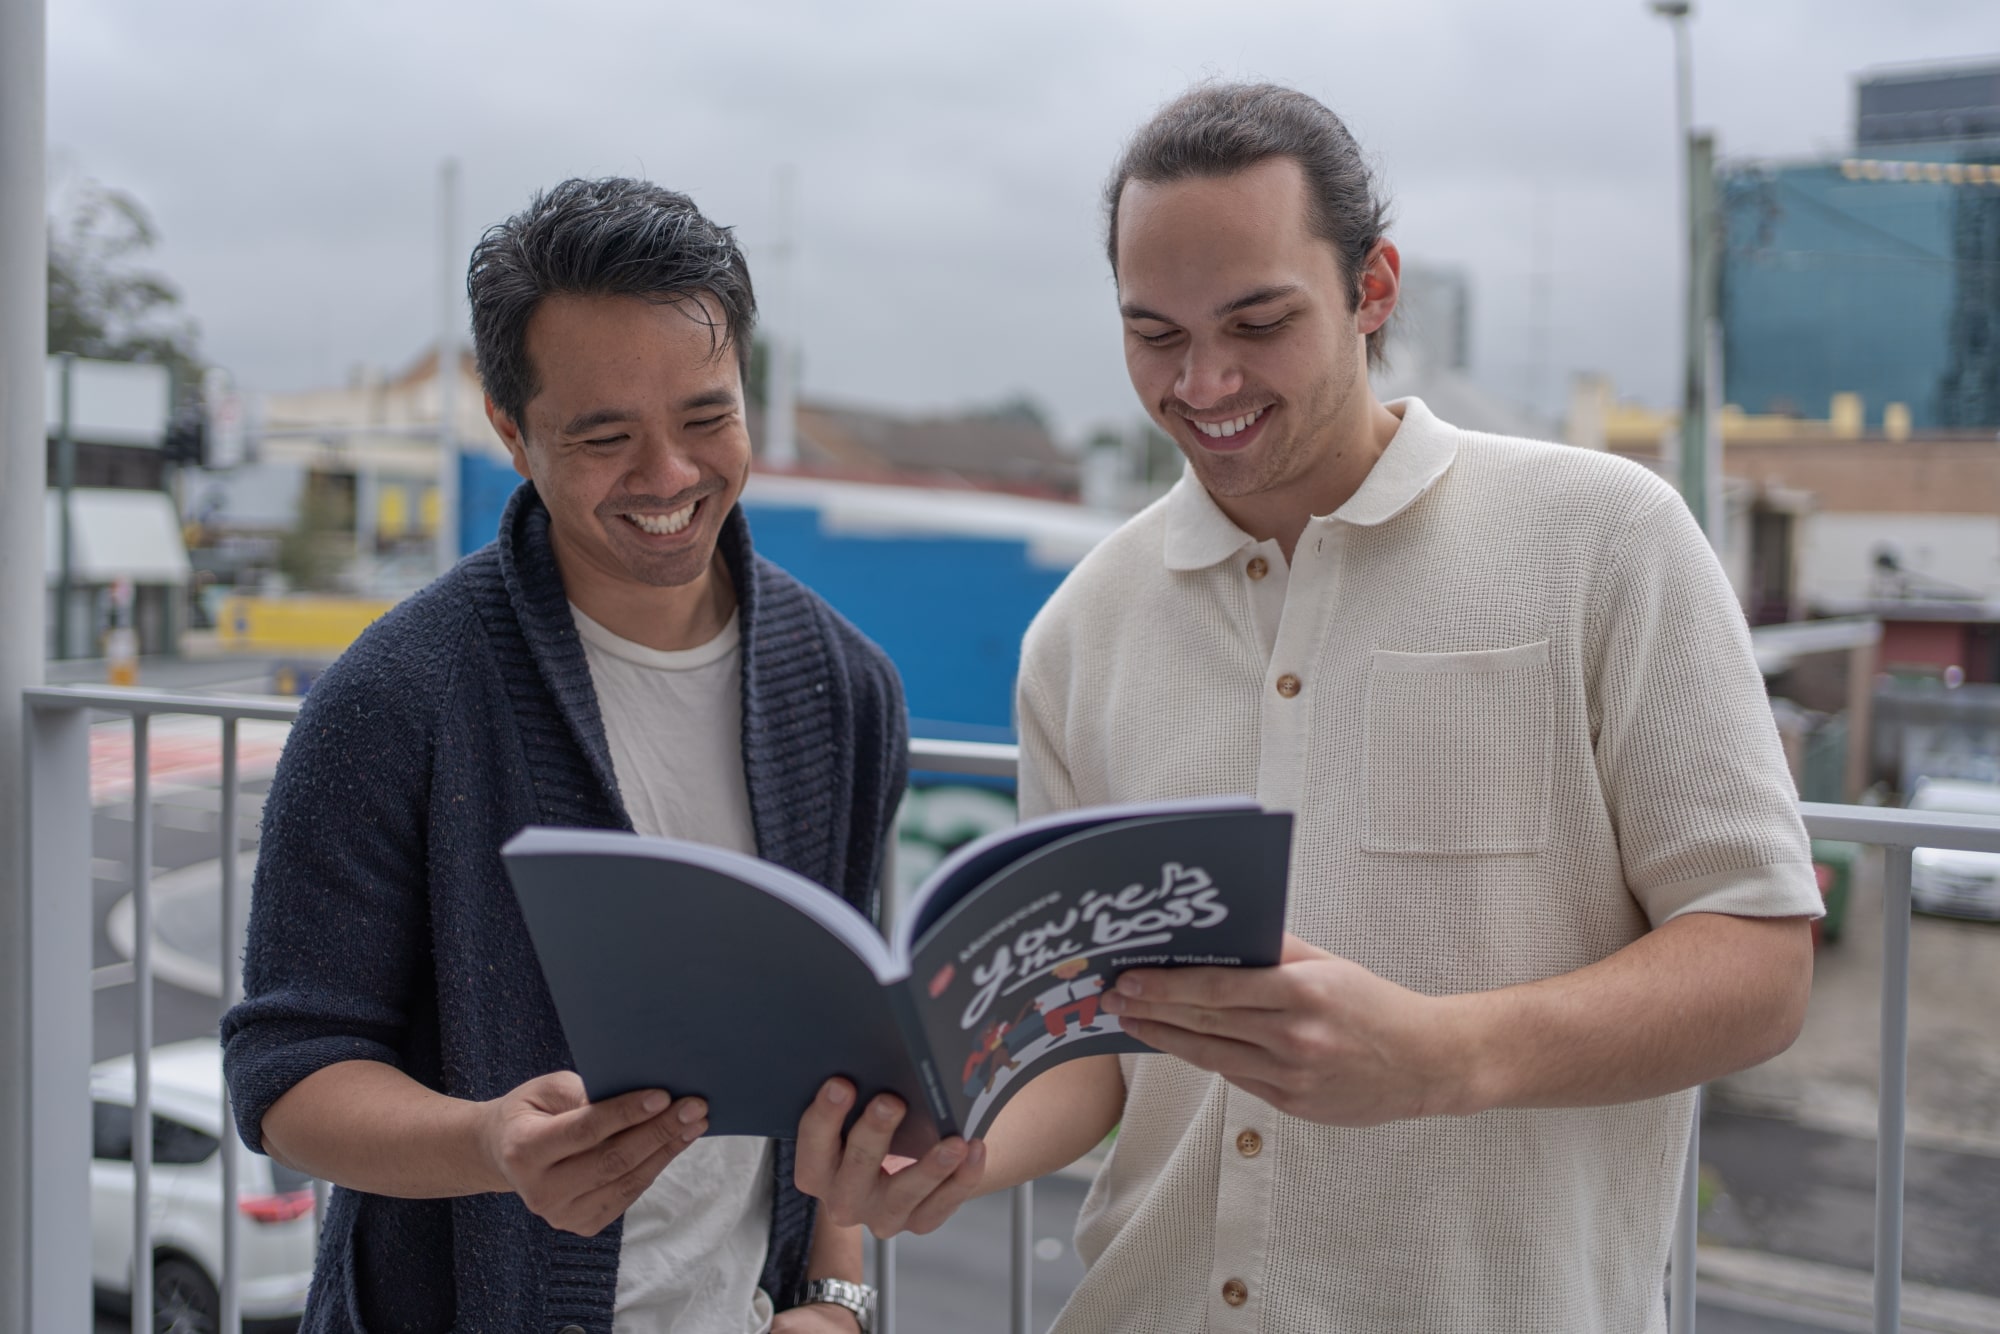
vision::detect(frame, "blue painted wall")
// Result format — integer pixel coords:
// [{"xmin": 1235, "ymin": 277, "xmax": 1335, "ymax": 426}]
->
[
  {"xmin": 458, "ymin": 454, "xmax": 1074, "ymax": 740},
  {"xmin": 1720, "ymin": 162, "xmax": 1959, "ymax": 428}
]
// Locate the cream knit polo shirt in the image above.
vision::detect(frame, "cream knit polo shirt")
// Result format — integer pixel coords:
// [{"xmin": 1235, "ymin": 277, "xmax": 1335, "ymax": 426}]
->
[{"xmin": 1017, "ymin": 399, "xmax": 1822, "ymax": 1334}]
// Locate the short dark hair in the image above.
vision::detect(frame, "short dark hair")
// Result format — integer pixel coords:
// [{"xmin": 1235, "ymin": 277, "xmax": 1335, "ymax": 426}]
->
[
  {"xmin": 1104, "ymin": 83, "xmax": 1392, "ymax": 365},
  {"xmin": 468, "ymin": 177, "xmax": 757, "ymax": 427}
]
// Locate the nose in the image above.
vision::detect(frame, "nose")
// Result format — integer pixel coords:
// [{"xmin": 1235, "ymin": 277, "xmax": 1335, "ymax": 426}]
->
[
  {"xmin": 1174, "ymin": 339, "xmax": 1243, "ymax": 412},
  {"xmin": 626, "ymin": 433, "xmax": 702, "ymax": 499}
]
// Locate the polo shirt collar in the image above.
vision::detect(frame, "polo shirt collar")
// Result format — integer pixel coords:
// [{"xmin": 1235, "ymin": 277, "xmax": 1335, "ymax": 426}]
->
[{"xmin": 1161, "ymin": 397, "xmax": 1460, "ymax": 571}]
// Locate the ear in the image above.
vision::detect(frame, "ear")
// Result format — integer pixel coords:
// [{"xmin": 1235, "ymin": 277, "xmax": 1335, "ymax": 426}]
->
[
  {"xmin": 485, "ymin": 395, "xmax": 534, "ymax": 483},
  {"xmin": 1355, "ymin": 239, "xmax": 1401, "ymax": 339}
]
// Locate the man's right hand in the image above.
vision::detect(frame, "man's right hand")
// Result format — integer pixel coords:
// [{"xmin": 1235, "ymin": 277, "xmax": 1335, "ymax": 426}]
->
[
  {"xmin": 478, "ymin": 1070, "xmax": 708, "ymax": 1236},
  {"xmin": 793, "ymin": 1078, "xmax": 987, "ymax": 1237}
]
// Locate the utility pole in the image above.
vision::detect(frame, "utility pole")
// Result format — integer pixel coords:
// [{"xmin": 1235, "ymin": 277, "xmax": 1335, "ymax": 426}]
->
[
  {"xmin": 434, "ymin": 158, "xmax": 461, "ymax": 576},
  {"xmin": 1651, "ymin": 0, "xmax": 1720, "ymax": 542},
  {"xmin": 0, "ymin": 0, "xmax": 49, "ymax": 1329},
  {"xmin": 764, "ymin": 166, "xmax": 799, "ymax": 468},
  {"xmin": 54, "ymin": 352, "xmax": 73, "ymax": 659}
]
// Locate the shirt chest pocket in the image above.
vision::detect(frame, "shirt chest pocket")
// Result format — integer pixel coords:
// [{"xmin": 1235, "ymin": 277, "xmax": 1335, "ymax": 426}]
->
[{"xmin": 1361, "ymin": 640, "xmax": 1553, "ymax": 856}]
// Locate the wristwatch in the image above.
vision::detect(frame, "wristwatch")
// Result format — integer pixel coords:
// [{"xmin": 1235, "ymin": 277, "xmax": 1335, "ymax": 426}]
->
[{"xmin": 801, "ymin": 1277, "xmax": 877, "ymax": 1333}]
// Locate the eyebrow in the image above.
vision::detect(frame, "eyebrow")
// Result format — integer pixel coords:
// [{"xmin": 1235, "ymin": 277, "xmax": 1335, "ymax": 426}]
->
[
  {"xmin": 559, "ymin": 389, "xmax": 737, "ymax": 436},
  {"xmin": 1119, "ymin": 284, "xmax": 1304, "ymax": 325}
]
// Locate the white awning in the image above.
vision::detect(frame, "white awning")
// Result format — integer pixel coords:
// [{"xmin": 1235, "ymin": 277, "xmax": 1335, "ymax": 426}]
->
[{"xmin": 44, "ymin": 488, "xmax": 193, "ymax": 586}]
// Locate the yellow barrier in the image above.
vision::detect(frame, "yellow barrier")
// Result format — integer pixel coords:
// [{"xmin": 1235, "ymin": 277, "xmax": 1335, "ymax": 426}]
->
[{"xmin": 216, "ymin": 596, "xmax": 397, "ymax": 655}]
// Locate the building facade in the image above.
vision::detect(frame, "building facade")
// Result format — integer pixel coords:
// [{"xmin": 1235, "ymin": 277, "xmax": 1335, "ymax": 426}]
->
[{"xmin": 1720, "ymin": 60, "xmax": 2000, "ymax": 432}]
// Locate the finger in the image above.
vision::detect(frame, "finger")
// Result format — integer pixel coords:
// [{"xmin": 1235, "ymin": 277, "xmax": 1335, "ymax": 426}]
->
[
  {"xmin": 1115, "ymin": 964, "xmax": 1281, "ymax": 1011},
  {"xmin": 793, "ymin": 1079, "xmax": 858, "ymax": 1199},
  {"xmin": 902, "ymin": 1140, "xmax": 989, "ymax": 1236},
  {"xmin": 555, "ymin": 1097, "xmax": 709, "ymax": 1189},
  {"xmin": 561, "ymin": 1120, "xmax": 701, "ymax": 1237},
  {"xmin": 825, "ymin": 1094, "xmax": 906, "ymax": 1222},
  {"xmin": 1280, "ymin": 932, "xmax": 1334, "ymax": 964},
  {"xmin": 868, "ymin": 1136, "xmax": 973, "ymax": 1235},
  {"xmin": 519, "ymin": 1069, "xmax": 590, "ymax": 1113},
  {"xmin": 1106, "ymin": 993, "xmax": 1271, "ymax": 1042},
  {"xmin": 1120, "ymin": 1015, "xmax": 1278, "ymax": 1082},
  {"xmin": 543, "ymin": 1085, "xmax": 680, "ymax": 1158}
]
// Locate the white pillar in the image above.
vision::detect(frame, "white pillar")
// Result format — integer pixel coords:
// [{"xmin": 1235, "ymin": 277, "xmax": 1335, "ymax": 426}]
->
[{"xmin": 0, "ymin": 0, "xmax": 48, "ymax": 1325}]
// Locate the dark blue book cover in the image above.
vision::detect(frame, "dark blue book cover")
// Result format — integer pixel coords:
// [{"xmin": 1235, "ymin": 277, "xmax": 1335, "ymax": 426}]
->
[{"xmin": 502, "ymin": 800, "xmax": 1292, "ymax": 1155}]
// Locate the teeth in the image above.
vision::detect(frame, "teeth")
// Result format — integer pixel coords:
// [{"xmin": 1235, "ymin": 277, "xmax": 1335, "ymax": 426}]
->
[
  {"xmin": 1196, "ymin": 407, "xmax": 1265, "ymax": 439},
  {"xmin": 627, "ymin": 503, "xmax": 695, "ymax": 535}
]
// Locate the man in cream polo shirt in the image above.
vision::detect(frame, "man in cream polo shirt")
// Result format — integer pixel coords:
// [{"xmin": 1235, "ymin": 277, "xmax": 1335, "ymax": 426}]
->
[{"xmin": 793, "ymin": 84, "xmax": 1823, "ymax": 1333}]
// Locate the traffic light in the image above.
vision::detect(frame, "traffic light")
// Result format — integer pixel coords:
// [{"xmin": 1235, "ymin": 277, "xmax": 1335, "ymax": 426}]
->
[{"xmin": 161, "ymin": 408, "xmax": 205, "ymax": 464}]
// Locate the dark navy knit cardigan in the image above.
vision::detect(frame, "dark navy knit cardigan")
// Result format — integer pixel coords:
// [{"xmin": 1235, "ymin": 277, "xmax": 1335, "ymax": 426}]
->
[{"xmin": 222, "ymin": 483, "xmax": 908, "ymax": 1334}]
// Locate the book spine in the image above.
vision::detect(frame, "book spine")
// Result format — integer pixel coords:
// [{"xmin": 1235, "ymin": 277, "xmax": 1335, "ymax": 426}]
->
[{"xmin": 885, "ymin": 983, "xmax": 958, "ymax": 1139}]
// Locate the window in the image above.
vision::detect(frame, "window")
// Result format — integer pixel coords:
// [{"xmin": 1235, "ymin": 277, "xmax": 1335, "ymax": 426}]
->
[{"xmin": 90, "ymin": 1100, "xmax": 220, "ymax": 1166}]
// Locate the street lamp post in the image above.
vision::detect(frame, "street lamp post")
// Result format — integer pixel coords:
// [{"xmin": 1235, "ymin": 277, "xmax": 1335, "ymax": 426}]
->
[{"xmin": 1651, "ymin": 0, "xmax": 1719, "ymax": 542}]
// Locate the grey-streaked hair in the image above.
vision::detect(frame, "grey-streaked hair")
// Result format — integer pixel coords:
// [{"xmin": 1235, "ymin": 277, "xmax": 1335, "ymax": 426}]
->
[
  {"xmin": 1104, "ymin": 83, "xmax": 1393, "ymax": 365},
  {"xmin": 468, "ymin": 177, "xmax": 757, "ymax": 427}
]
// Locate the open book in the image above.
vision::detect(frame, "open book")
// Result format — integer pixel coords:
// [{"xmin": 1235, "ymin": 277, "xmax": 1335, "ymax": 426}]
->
[{"xmin": 502, "ymin": 798, "xmax": 1292, "ymax": 1154}]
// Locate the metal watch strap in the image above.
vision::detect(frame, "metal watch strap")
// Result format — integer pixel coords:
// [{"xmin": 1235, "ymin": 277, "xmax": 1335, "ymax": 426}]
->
[{"xmin": 801, "ymin": 1277, "xmax": 877, "ymax": 1333}]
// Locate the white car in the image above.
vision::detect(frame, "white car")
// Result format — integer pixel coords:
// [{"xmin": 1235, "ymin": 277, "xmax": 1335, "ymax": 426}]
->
[
  {"xmin": 1909, "ymin": 777, "xmax": 2000, "ymax": 921},
  {"xmin": 93, "ymin": 1039, "xmax": 317, "ymax": 1331}
]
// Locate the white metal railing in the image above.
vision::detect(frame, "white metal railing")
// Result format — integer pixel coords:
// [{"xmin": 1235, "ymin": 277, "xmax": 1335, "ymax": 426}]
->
[{"xmin": 19, "ymin": 686, "xmax": 2000, "ymax": 1334}]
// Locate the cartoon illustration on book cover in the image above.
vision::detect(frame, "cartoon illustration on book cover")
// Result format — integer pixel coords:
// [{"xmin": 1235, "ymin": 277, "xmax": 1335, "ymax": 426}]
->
[{"xmin": 912, "ymin": 836, "xmax": 1288, "ymax": 1136}]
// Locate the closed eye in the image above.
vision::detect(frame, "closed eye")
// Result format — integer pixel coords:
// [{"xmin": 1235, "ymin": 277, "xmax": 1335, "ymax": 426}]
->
[
  {"xmin": 1239, "ymin": 316, "xmax": 1290, "ymax": 336},
  {"xmin": 1132, "ymin": 327, "xmax": 1183, "ymax": 347}
]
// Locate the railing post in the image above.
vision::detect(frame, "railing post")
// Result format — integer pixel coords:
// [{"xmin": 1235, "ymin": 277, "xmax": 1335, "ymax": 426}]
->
[
  {"xmin": 873, "ymin": 1232, "xmax": 897, "ymax": 1334},
  {"xmin": 1670, "ymin": 1086, "xmax": 1701, "ymax": 1334},
  {"xmin": 1011, "ymin": 1180, "xmax": 1034, "ymax": 1334},
  {"xmin": 220, "ymin": 715, "xmax": 244, "ymax": 1333},
  {"xmin": 131, "ymin": 713, "xmax": 156, "ymax": 1334},
  {"xmin": 1876, "ymin": 845, "xmax": 1913, "ymax": 1334},
  {"xmin": 24, "ymin": 701, "xmax": 92, "ymax": 1333}
]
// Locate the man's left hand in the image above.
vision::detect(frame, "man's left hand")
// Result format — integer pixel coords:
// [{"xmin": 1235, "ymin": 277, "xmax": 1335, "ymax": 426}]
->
[
  {"xmin": 772, "ymin": 1303, "xmax": 862, "ymax": 1334},
  {"xmin": 1102, "ymin": 933, "xmax": 1475, "ymax": 1125}
]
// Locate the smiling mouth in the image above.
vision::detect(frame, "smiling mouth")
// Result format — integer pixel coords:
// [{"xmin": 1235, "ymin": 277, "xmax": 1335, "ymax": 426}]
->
[
  {"xmin": 1191, "ymin": 406, "xmax": 1269, "ymax": 440},
  {"xmin": 621, "ymin": 500, "xmax": 698, "ymax": 536}
]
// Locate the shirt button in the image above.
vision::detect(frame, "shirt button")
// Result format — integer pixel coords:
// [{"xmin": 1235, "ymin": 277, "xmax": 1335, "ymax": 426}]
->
[
  {"xmin": 1236, "ymin": 1129, "xmax": 1262, "ymax": 1158},
  {"xmin": 1246, "ymin": 556, "xmax": 1269, "ymax": 580},
  {"xmin": 558, "ymin": 1326, "xmax": 586, "ymax": 1334},
  {"xmin": 1275, "ymin": 673, "xmax": 1301, "ymax": 698},
  {"xmin": 1222, "ymin": 1278, "xmax": 1249, "ymax": 1307}
]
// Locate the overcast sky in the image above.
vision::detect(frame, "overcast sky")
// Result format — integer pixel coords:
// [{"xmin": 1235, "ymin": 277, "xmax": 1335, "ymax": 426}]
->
[{"xmin": 44, "ymin": 0, "xmax": 1998, "ymax": 441}]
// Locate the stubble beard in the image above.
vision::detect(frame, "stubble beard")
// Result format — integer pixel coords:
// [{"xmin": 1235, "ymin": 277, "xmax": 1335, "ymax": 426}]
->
[{"xmin": 1175, "ymin": 366, "xmax": 1355, "ymax": 504}]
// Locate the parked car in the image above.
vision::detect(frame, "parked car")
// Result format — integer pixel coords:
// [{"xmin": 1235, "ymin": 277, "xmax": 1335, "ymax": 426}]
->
[
  {"xmin": 92, "ymin": 1039, "xmax": 316, "ymax": 1331},
  {"xmin": 1908, "ymin": 777, "xmax": 2000, "ymax": 921}
]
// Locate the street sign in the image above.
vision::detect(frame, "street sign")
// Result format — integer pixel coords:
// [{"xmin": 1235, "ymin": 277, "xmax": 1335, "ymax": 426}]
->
[
  {"xmin": 202, "ymin": 366, "xmax": 246, "ymax": 469},
  {"xmin": 43, "ymin": 356, "xmax": 171, "ymax": 447}
]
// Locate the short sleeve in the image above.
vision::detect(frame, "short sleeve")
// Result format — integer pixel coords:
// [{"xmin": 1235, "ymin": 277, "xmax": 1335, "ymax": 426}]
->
[
  {"xmin": 1589, "ymin": 495, "xmax": 1823, "ymax": 925},
  {"xmin": 1015, "ymin": 658, "xmax": 1078, "ymax": 822}
]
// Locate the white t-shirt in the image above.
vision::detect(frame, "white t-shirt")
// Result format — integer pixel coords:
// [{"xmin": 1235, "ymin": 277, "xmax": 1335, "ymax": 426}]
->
[{"xmin": 572, "ymin": 604, "xmax": 775, "ymax": 1334}]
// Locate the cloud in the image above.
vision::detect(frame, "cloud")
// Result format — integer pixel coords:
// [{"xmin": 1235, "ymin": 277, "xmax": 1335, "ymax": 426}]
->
[{"xmin": 46, "ymin": 0, "xmax": 1999, "ymax": 436}]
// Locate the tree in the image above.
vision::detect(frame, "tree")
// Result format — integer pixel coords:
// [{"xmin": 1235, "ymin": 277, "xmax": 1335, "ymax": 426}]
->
[{"xmin": 46, "ymin": 181, "xmax": 204, "ymax": 395}]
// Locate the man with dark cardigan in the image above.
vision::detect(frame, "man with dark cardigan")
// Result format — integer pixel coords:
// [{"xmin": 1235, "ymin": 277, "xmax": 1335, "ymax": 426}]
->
[{"xmin": 223, "ymin": 178, "xmax": 903, "ymax": 1334}]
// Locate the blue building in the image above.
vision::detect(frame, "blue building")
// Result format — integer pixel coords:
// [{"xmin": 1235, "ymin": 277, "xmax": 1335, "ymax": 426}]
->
[
  {"xmin": 460, "ymin": 452, "xmax": 1121, "ymax": 742},
  {"xmin": 1720, "ymin": 60, "xmax": 2000, "ymax": 430}
]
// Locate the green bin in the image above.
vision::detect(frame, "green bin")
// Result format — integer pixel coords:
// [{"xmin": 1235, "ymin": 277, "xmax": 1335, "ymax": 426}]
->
[{"xmin": 1810, "ymin": 839, "xmax": 1858, "ymax": 945}]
